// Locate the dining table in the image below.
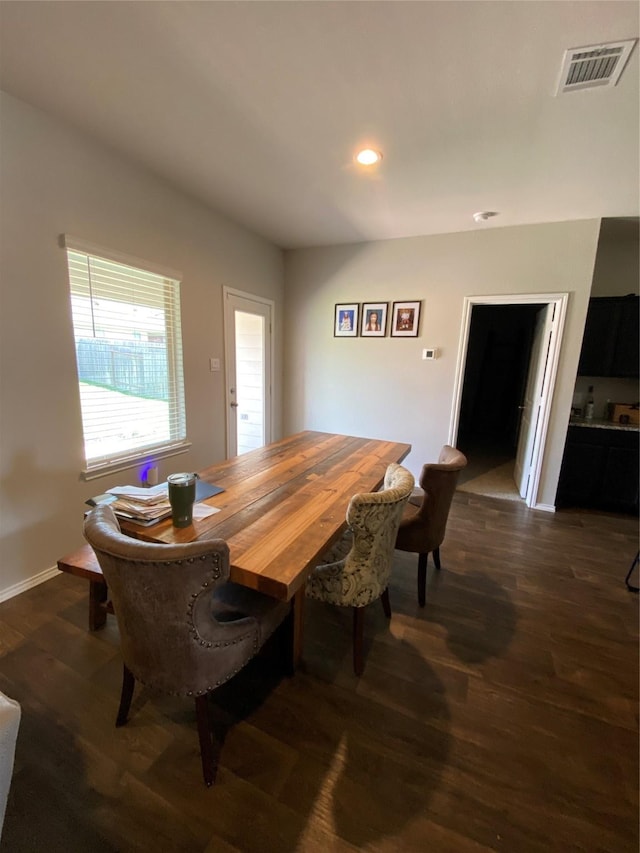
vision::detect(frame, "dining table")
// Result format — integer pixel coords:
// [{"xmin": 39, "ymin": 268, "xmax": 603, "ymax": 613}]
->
[{"xmin": 61, "ymin": 430, "xmax": 411, "ymax": 667}]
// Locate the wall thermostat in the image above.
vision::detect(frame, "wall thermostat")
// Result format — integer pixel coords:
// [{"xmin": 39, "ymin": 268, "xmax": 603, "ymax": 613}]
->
[{"xmin": 422, "ymin": 348, "xmax": 439, "ymax": 360}]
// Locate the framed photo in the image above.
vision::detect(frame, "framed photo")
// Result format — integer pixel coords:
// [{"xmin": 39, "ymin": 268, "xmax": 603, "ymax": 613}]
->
[
  {"xmin": 361, "ymin": 302, "xmax": 388, "ymax": 337},
  {"xmin": 391, "ymin": 301, "xmax": 421, "ymax": 337},
  {"xmin": 334, "ymin": 303, "xmax": 359, "ymax": 337}
]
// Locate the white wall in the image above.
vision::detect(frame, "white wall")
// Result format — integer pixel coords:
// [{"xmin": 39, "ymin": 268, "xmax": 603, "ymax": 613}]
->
[
  {"xmin": 0, "ymin": 92, "xmax": 283, "ymax": 598},
  {"xmin": 591, "ymin": 218, "xmax": 639, "ymax": 297},
  {"xmin": 283, "ymin": 220, "xmax": 601, "ymax": 508}
]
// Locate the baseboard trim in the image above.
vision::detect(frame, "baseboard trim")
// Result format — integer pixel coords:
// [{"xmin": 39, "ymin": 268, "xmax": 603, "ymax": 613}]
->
[
  {"xmin": 0, "ymin": 565, "xmax": 61, "ymax": 603},
  {"xmin": 533, "ymin": 502, "xmax": 556, "ymax": 513}
]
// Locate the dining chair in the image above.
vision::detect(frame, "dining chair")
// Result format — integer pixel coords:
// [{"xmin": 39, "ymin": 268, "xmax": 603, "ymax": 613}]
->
[
  {"xmin": 0, "ymin": 690, "xmax": 20, "ymax": 838},
  {"xmin": 395, "ymin": 445, "xmax": 467, "ymax": 606},
  {"xmin": 83, "ymin": 504, "xmax": 291, "ymax": 787},
  {"xmin": 306, "ymin": 462, "xmax": 414, "ymax": 676}
]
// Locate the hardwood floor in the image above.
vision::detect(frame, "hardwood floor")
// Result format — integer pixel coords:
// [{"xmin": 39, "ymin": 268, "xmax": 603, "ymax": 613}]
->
[{"xmin": 1, "ymin": 493, "xmax": 637, "ymax": 852}]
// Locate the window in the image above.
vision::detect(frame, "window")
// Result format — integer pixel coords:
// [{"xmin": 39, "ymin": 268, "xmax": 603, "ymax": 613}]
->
[{"xmin": 63, "ymin": 237, "xmax": 188, "ymax": 478}]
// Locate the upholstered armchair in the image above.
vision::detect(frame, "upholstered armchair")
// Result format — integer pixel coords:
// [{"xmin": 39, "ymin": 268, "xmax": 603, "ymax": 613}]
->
[
  {"xmin": 83, "ymin": 505, "xmax": 291, "ymax": 786},
  {"xmin": 306, "ymin": 462, "xmax": 414, "ymax": 675},
  {"xmin": 395, "ymin": 445, "xmax": 467, "ymax": 606},
  {"xmin": 0, "ymin": 691, "xmax": 20, "ymax": 840}
]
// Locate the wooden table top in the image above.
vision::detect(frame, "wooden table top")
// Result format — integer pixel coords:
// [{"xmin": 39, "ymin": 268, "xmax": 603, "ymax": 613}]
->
[{"xmin": 121, "ymin": 430, "xmax": 411, "ymax": 601}]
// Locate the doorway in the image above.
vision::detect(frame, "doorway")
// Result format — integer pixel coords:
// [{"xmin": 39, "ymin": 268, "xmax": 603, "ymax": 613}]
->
[
  {"xmin": 223, "ymin": 287, "xmax": 274, "ymax": 458},
  {"xmin": 450, "ymin": 293, "xmax": 568, "ymax": 508},
  {"xmin": 457, "ymin": 303, "xmax": 542, "ymax": 500}
]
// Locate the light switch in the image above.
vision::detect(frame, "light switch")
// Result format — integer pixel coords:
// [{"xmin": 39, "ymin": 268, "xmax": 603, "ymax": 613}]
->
[
  {"xmin": 422, "ymin": 348, "xmax": 438, "ymax": 360},
  {"xmin": 140, "ymin": 464, "xmax": 158, "ymax": 486},
  {"xmin": 209, "ymin": 358, "xmax": 221, "ymax": 371}
]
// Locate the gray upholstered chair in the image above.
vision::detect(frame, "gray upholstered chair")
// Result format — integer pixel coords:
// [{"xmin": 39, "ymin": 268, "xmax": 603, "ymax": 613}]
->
[
  {"xmin": 0, "ymin": 691, "xmax": 20, "ymax": 840},
  {"xmin": 306, "ymin": 463, "xmax": 414, "ymax": 676},
  {"xmin": 395, "ymin": 445, "xmax": 467, "ymax": 606},
  {"xmin": 83, "ymin": 504, "xmax": 291, "ymax": 786}
]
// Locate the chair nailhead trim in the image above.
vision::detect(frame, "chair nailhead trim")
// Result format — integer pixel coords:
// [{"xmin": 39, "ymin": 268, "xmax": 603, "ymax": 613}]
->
[{"xmin": 144, "ymin": 659, "xmax": 257, "ymax": 696}]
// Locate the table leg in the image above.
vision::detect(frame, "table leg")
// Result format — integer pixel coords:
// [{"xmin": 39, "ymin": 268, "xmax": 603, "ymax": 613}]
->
[
  {"xmin": 89, "ymin": 580, "xmax": 108, "ymax": 630},
  {"xmin": 291, "ymin": 587, "xmax": 305, "ymax": 669}
]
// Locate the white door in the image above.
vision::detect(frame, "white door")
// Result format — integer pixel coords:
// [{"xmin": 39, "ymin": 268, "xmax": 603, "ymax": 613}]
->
[
  {"xmin": 514, "ymin": 304, "xmax": 554, "ymax": 499},
  {"xmin": 223, "ymin": 288, "xmax": 273, "ymax": 458},
  {"xmin": 450, "ymin": 293, "xmax": 568, "ymax": 510}
]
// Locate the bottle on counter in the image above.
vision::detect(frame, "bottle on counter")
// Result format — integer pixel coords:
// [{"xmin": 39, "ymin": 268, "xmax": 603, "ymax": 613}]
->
[{"xmin": 584, "ymin": 386, "xmax": 595, "ymax": 420}]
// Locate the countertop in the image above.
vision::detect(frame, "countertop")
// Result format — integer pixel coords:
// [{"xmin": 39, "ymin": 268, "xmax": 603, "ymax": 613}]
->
[{"xmin": 569, "ymin": 417, "xmax": 639, "ymax": 433}]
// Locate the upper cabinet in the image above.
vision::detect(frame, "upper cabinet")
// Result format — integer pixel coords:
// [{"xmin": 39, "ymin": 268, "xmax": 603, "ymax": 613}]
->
[{"xmin": 578, "ymin": 295, "xmax": 639, "ymax": 378}]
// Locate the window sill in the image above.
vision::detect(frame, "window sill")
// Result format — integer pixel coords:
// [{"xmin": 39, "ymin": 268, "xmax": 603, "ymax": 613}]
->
[{"xmin": 81, "ymin": 441, "xmax": 192, "ymax": 482}]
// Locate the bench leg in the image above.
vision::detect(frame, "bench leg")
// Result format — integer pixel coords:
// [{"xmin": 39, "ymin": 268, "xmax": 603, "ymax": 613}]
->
[
  {"xmin": 89, "ymin": 580, "xmax": 108, "ymax": 630},
  {"xmin": 291, "ymin": 588, "xmax": 305, "ymax": 670}
]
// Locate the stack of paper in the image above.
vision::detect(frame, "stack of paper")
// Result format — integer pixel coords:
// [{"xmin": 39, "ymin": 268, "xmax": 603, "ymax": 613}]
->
[{"xmin": 105, "ymin": 484, "xmax": 172, "ymax": 525}]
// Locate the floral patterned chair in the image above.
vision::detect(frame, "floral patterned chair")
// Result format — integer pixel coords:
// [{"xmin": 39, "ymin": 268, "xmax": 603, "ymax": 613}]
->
[
  {"xmin": 83, "ymin": 504, "xmax": 291, "ymax": 786},
  {"xmin": 306, "ymin": 462, "xmax": 414, "ymax": 675}
]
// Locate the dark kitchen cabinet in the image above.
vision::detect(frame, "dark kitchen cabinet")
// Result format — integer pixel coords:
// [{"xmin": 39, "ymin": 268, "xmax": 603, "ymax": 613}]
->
[
  {"xmin": 556, "ymin": 426, "xmax": 639, "ymax": 514},
  {"xmin": 578, "ymin": 295, "xmax": 639, "ymax": 378}
]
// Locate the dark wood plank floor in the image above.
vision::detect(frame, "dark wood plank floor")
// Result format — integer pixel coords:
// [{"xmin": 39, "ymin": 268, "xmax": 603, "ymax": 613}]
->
[{"xmin": 1, "ymin": 493, "xmax": 637, "ymax": 852}]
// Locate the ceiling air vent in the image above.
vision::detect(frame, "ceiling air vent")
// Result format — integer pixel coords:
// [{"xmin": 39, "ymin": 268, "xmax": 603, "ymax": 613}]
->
[{"xmin": 555, "ymin": 39, "xmax": 637, "ymax": 94}]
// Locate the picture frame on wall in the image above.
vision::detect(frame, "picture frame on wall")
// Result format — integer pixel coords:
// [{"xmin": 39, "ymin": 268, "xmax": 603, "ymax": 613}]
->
[
  {"xmin": 391, "ymin": 301, "xmax": 421, "ymax": 337},
  {"xmin": 361, "ymin": 302, "xmax": 388, "ymax": 337},
  {"xmin": 334, "ymin": 303, "xmax": 359, "ymax": 337}
]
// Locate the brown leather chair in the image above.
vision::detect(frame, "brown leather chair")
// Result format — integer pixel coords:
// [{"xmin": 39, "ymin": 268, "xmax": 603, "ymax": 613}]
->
[
  {"xmin": 395, "ymin": 446, "xmax": 467, "ymax": 606},
  {"xmin": 83, "ymin": 504, "xmax": 291, "ymax": 786}
]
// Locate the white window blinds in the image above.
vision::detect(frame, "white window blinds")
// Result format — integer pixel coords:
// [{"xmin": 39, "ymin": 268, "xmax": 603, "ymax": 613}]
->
[{"xmin": 64, "ymin": 239, "xmax": 187, "ymax": 476}]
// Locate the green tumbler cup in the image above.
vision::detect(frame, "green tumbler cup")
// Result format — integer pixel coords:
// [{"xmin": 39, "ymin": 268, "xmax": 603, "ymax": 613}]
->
[{"xmin": 167, "ymin": 472, "xmax": 197, "ymax": 528}]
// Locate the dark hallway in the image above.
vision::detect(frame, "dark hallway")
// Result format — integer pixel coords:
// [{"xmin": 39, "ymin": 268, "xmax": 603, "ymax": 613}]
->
[{"xmin": 456, "ymin": 304, "xmax": 544, "ymax": 498}]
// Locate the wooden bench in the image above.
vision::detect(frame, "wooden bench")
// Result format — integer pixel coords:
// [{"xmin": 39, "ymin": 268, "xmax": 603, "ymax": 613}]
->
[{"xmin": 57, "ymin": 544, "xmax": 113, "ymax": 630}]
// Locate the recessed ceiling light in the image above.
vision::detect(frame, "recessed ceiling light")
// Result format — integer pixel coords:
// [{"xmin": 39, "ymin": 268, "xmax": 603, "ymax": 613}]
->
[
  {"xmin": 356, "ymin": 148, "xmax": 383, "ymax": 166},
  {"xmin": 473, "ymin": 211, "xmax": 499, "ymax": 223}
]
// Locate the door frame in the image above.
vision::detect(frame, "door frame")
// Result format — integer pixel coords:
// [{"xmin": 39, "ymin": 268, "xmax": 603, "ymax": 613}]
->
[
  {"xmin": 222, "ymin": 286, "xmax": 275, "ymax": 459},
  {"xmin": 449, "ymin": 292, "xmax": 569, "ymax": 509}
]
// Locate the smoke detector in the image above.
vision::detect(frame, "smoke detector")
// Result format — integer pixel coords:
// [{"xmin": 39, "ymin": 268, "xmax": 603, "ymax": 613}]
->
[
  {"xmin": 555, "ymin": 39, "xmax": 637, "ymax": 94},
  {"xmin": 473, "ymin": 211, "xmax": 499, "ymax": 223}
]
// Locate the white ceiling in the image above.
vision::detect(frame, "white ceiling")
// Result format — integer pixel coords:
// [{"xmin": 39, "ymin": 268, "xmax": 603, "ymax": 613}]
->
[{"xmin": 0, "ymin": 1, "xmax": 638, "ymax": 249}]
